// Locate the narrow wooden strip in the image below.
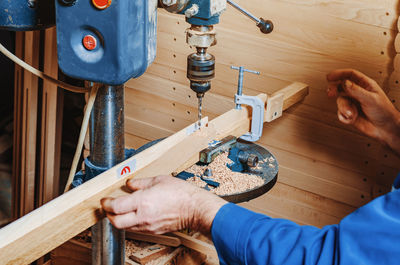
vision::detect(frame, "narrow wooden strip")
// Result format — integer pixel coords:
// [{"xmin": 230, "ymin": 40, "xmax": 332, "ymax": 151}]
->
[
  {"xmin": 126, "ymin": 231, "xmax": 181, "ymax": 247},
  {"xmin": 39, "ymin": 27, "xmax": 61, "ymax": 205},
  {"xmin": 171, "ymin": 232, "xmax": 218, "ymax": 260}
]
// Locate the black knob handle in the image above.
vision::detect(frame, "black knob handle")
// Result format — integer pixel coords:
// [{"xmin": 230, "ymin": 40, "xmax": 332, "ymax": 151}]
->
[{"xmin": 257, "ymin": 18, "xmax": 274, "ymax": 34}]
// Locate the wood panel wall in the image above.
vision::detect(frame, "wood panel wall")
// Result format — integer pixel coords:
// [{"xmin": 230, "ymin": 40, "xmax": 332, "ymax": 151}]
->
[{"xmin": 125, "ymin": 1, "xmax": 400, "ymax": 227}]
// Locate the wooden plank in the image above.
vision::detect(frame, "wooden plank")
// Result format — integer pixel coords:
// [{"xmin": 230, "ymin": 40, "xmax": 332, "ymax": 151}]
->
[
  {"xmin": 0, "ymin": 88, "xmax": 304, "ymax": 264},
  {"xmin": 126, "ymin": 232, "xmax": 181, "ymax": 247}
]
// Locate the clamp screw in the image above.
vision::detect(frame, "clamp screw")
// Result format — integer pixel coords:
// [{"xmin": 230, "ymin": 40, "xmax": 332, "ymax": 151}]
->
[
  {"xmin": 231, "ymin": 66, "xmax": 260, "ymax": 109},
  {"xmin": 238, "ymin": 151, "xmax": 259, "ymax": 167}
]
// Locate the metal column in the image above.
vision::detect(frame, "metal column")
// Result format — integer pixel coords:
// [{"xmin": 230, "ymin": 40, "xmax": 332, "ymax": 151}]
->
[{"xmin": 90, "ymin": 84, "xmax": 125, "ymax": 265}]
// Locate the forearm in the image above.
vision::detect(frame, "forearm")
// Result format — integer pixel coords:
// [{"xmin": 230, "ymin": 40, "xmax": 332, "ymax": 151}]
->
[{"xmin": 211, "ymin": 203, "xmax": 338, "ymax": 265}]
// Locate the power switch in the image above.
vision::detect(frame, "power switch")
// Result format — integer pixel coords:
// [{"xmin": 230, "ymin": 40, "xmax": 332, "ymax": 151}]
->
[
  {"xmin": 82, "ymin": 35, "xmax": 97, "ymax": 51},
  {"xmin": 92, "ymin": 0, "xmax": 112, "ymax": 10}
]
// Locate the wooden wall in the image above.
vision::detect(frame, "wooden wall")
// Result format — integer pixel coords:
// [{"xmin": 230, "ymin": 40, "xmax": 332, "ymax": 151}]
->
[{"xmin": 125, "ymin": 1, "xmax": 400, "ymax": 227}]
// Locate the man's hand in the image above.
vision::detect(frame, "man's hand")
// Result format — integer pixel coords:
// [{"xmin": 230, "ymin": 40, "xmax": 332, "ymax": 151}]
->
[
  {"xmin": 327, "ymin": 69, "xmax": 400, "ymax": 154},
  {"xmin": 101, "ymin": 175, "xmax": 227, "ymax": 235}
]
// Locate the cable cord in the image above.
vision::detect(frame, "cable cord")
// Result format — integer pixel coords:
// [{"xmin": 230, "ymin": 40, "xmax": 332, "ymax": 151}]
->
[
  {"xmin": 0, "ymin": 42, "xmax": 89, "ymax": 93},
  {"xmin": 64, "ymin": 84, "xmax": 99, "ymax": 193}
]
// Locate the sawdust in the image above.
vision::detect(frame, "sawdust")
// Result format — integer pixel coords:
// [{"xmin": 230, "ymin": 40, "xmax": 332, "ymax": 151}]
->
[{"xmin": 185, "ymin": 152, "xmax": 265, "ymax": 196}]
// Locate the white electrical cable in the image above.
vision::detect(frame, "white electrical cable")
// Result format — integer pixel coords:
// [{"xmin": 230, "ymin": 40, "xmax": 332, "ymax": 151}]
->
[
  {"xmin": 64, "ymin": 84, "xmax": 99, "ymax": 193},
  {"xmin": 0, "ymin": 42, "xmax": 89, "ymax": 94}
]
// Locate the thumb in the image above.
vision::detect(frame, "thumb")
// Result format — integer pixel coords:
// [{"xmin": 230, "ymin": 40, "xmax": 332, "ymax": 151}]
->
[
  {"xmin": 336, "ymin": 96, "xmax": 359, "ymax": 124},
  {"xmin": 126, "ymin": 177, "xmax": 160, "ymax": 191},
  {"xmin": 342, "ymin": 79, "xmax": 372, "ymax": 103}
]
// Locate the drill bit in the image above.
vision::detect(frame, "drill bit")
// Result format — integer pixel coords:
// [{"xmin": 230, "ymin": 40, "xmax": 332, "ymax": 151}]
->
[{"xmin": 197, "ymin": 95, "xmax": 203, "ymax": 128}]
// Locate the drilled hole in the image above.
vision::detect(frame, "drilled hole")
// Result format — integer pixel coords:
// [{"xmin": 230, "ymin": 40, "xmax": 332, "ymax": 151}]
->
[
  {"xmin": 361, "ymin": 194, "xmax": 365, "ymax": 199},
  {"xmin": 386, "ymin": 12, "xmax": 390, "ymax": 16},
  {"xmin": 380, "ymin": 51, "xmax": 384, "ymax": 55},
  {"xmin": 392, "ymin": 99, "xmax": 396, "ymax": 103},
  {"xmin": 367, "ymin": 143, "xmax": 371, "ymax": 147},
  {"xmin": 173, "ymin": 87, "xmax": 176, "ymax": 91},
  {"xmin": 384, "ymin": 154, "xmax": 388, "ymax": 158},
  {"xmin": 173, "ymin": 54, "xmax": 176, "ymax": 58},
  {"xmin": 188, "ymin": 95, "xmax": 191, "ymax": 98},
  {"xmin": 174, "ymin": 37, "xmax": 177, "ymax": 41},
  {"xmin": 363, "ymin": 178, "xmax": 367, "ymax": 182},
  {"xmin": 172, "ymin": 118, "xmax": 175, "ymax": 122},
  {"xmin": 172, "ymin": 103, "xmax": 176, "ymax": 107},
  {"xmin": 383, "ymin": 31, "xmax": 387, "ymax": 36},
  {"xmin": 187, "ymin": 111, "xmax": 191, "ymax": 115},
  {"xmin": 364, "ymin": 161, "xmax": 369, "ymax": 165},
  {"xmin": 396, "ymin": 80, "xmax": 399, "ymax": 84},
  {"xmin": 173, "ymin": 70, "xmax": 177, "ymax": 74},
  {"xmin": 378, "ymin": 71, "xmax": 383, "ymax": 74},
  {"xmin": 381, "ymin": 172, "xmax": 385, "ymax": 176}
]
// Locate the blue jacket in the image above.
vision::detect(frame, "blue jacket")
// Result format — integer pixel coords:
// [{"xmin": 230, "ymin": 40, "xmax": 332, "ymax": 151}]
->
[{"xmin": 211, "ymin": 175, "xmax": 400, "ymax": 265}]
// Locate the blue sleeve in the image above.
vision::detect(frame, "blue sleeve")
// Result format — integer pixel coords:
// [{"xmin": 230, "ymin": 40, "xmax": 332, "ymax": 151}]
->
[{"xmin": 211, "ymin": 189, "xmax": 400, "ymax": 265}]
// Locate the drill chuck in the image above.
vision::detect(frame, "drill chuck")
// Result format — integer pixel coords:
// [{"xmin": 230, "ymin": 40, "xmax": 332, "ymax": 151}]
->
[{"xmin": 187, "ymin": 48, "xmax": 215, "ymax": 96}]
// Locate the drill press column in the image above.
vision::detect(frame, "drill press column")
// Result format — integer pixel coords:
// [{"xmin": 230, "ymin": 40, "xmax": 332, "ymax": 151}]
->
[{"xmin": 90, "ymin": 84, "xmax": 125, "ymax": 265}]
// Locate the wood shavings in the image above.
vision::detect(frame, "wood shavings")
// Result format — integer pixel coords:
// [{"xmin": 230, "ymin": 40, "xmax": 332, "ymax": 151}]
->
[{"xmin": 185, "ymin": 152, "xmax": 265, "ymax": 196}]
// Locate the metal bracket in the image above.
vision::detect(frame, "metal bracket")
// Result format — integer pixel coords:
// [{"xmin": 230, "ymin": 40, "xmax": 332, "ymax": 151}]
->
[
  {"xmin": 265, "ymin": 93, "xmax": 284, "ymax": 122},
  {"xmin": 235, "ymin": 94, "xmax": 265, "ymax": 142}
]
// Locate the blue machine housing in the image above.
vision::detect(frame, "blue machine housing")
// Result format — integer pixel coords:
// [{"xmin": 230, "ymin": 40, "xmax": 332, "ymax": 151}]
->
[
  {"xmin": 184, "ymin": 0, "xmax": 222, "ymax": 26},
  {"xmin": 55, "ymin": 0, "xmax": 157, "ymax": 85},
  {"xmin": 0, "ymin": 0, "xmax": 55, "ymax": 31}
]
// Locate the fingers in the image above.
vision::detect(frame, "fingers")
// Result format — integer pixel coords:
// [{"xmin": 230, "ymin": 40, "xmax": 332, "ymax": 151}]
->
[
  {"xmin": 101, "ymin": 193, "xmax": 140, "ymax": 214},
  {"xmin": 327, "ymin": 69, "xmax": 377, "ymax": 92},
  {"xmin": 106, "ymin": 211, "xmax": 140, "ymax": 229},
  {"xmin": 126, "ymin": 176, "xmax": 168, "ymax": 192}
]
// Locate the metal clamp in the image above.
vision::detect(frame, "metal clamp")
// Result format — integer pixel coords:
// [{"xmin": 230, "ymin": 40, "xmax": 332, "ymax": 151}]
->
[{"xmin": 231, "ymin": 66, "xmax": 264, "ymax": 142}]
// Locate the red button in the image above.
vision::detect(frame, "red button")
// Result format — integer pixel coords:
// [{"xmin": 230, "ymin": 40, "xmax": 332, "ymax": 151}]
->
[
  {"xmin": 92, "ymin": 0, "xmax": 112, "ymax": 10},
  {"xmin": 82, "ymin": 35, "xmax": 97, "ymax": 51}
]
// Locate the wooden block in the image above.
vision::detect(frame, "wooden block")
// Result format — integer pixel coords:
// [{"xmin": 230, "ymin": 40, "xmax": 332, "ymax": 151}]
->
[{"xmin": 129, "ymin": 244, "xmax": 171, "ymax": 264}]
